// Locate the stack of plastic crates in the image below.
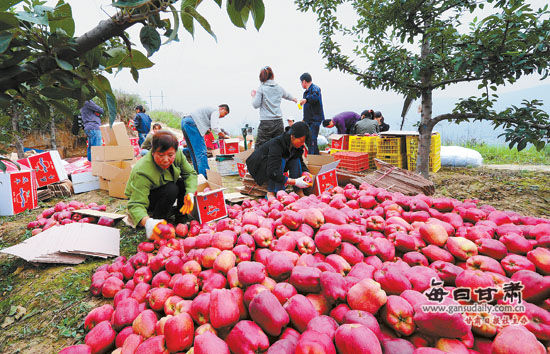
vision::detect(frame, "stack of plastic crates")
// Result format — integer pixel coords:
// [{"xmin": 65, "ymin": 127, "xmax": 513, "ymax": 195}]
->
[
  {"xmin": 332, "ymin": 151, "xmax": 370, "ymax": 172},
  {"xmin": 349, "ymin": 135, "xmax": 378, "ymax": 169},
  {"xmin": 376, "ymin": 136, "xmax": 404, "ymax": 168},
  {"xmin": 406, "ymin": 133, "xmax": 441, "ymax": 172}
]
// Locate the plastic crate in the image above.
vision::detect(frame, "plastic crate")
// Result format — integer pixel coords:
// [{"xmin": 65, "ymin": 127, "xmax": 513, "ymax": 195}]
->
[
  {"xmin": 333, "ymin": 151, "xmax": 370, "ymax": 172},
  {"xmin": 406, "ymin": 133, "xmax": 441, "ymax": 156},
  {"xmin": 407, "ymin": 153, "xmax": 441, "ymax": 173},
  {"xmin": 377, "ymin": 137, "xmax": 402, "ymax": 155},
  {"xmin": 377, "ymin": 154, "xmax": 404, "ymax": 168},
  {"xmin": 329, "ymin": 149, "xmax": 343, "ymax": 155},
  {"xmin": 349, "ymin": 135, "xmax": 378, "ymax": 154}
]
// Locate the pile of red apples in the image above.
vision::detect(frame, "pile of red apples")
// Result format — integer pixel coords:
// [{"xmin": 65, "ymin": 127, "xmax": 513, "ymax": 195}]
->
[
  {"xmin": 59, "ymin": 183, "xmax": 550, "ymax": 354},
  {"xmin": 27, "ymin": 201, "xmax": 113, "ymax": 235}
]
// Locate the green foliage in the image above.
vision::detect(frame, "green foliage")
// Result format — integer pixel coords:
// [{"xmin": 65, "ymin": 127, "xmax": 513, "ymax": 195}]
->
[
  {"xmin": 115, "ymin": 90, "xmax": 146, "ymax": 124},
  {"xmin": 461, "ymin": 141, "xmax": 550, "ymax": 165},
  {"xmin": 150, "ymin": 109, "xmax": 183, "ymax": 130},
  {"xmin": 295, "ymin": 0, "xmax": 550, "ymax": 176},
  {"xmin": 1, "ymin": 0, "xmax": 265, "ymax": 127}
]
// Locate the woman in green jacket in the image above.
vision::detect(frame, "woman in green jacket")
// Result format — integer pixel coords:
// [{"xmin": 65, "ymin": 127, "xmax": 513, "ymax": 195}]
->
[{"xmin": 125, "ymin": 130, "xmax": 197, "ymax": 239}]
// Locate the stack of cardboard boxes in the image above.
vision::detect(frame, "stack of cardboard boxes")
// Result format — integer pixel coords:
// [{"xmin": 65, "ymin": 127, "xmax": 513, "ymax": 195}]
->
[{"xmin": 91, "ymin": 122, "xmax": 136, "ymax": 199}]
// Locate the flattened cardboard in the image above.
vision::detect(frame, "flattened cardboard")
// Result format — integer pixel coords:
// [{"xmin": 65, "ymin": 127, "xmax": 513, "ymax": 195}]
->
[
  {"xmin": 0, "ymin": 223, "xmax": 119, "ymax": 264},
  {"xmin": 73, "ymin": 209, "xmax": 126, "ymax": 220},
  {"xmin": 233, "ymin": 149, "xmax": 254, "ymax": 163},
  {"xmin": 73, "ymin": 179, "xmax": 100, "ymax": 194}
]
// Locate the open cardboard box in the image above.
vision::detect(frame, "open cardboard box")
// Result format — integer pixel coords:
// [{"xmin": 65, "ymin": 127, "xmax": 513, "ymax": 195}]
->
[
  {"xmin": 306, "ymin": 155, "xmax": 340, "ymax": 195},
  {"xmin": 233, "ymin": 149, "xmax": 254, "ymax": 178},
  {"xmin": 193, "ymin": 171, "xmax": 227, "ymax": 224},
  {"xmin": 219, "ymin": 138, "xmax": 240, "ymax": 155},
  {"xmin": 100, "ymin": 122, "xmax": 131, "ymax": 146}
]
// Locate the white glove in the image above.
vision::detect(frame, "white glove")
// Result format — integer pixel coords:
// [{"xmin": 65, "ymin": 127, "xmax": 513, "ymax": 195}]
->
[
  {"xmin": 145, "ymin": 218, "xmax": 165, "ymax": 240},
  {"xmin": 294, "ymin": 176, "xmax": 310, "ymax": 189}
]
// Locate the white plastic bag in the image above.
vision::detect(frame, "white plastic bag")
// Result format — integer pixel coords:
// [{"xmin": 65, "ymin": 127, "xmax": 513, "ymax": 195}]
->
[{"xmin": 440, "ymin": 146, "xmax": 483, "ymax": 167}]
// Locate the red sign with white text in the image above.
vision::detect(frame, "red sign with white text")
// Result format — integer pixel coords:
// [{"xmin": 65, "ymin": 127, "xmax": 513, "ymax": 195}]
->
[{"xmin": 315, "ymin": 170, "xmax": 338, "ymax": 195}]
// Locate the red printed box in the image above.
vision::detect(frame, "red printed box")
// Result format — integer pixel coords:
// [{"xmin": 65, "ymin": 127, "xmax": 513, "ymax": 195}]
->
[
  {"xmin": 219, "ymin": 138, "xmax": 240, "ymax": 155},
  {"xmin": 129, "ymin": 137, "xmax": 139, "ymax": 147},
  {"xmin": 192, "ymin": 171, "xmax": 227, "ymax": 224},
  {"xmin": 306, "ymin": 155, "xmax": 340, "ymax": 196},
  {"xmin": 330, "ymin": 134, "xmax": 349, "ymax": 150},
  {"xmin": 236, "ymin": 162, "xmax": 247, "ymax": 178},
  {"xmin": 0, "ymin": 161, "xmax": 38, "ymax": 216},
  {"xmin": 18, "ymin": 150, "xmax": 68, "ymax": 187}
]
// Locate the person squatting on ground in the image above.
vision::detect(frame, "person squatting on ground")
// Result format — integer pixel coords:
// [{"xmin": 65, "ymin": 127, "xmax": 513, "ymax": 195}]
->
[
  {"xmin": 125, "ymin": 130, "xmax": 198, "ymax": 239},
  {"xmin": 246, "ymin": 121, "xmax": 313, "ymax": 199}
]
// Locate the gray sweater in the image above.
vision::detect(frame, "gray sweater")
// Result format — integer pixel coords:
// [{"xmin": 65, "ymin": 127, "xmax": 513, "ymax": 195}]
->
[
  {"xmin": 190, "ymin": 107, "xmax": 221, "ymax": 136},
  {"xmin": 252, "ymin": 80, "xmax": 295, "ymax": 121}
]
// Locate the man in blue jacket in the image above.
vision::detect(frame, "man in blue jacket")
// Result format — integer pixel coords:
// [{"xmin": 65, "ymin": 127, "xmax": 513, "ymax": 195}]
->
[
  {"xmin": 299, "ymin": 73, "xmax": 325, "ymax": 155},
  {"xmin": 80, "ymin": 99, "xmax": 104, "ymax": 161},
  {"xmin": 134, "ymin": 105, "xmax": 152, "ymax": 146}
]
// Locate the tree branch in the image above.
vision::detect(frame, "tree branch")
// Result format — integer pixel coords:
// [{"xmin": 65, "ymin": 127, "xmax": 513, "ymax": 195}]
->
[
  {"xmin": 432, "ymin": 112, "xmax": 550, "ymax": 130},
  {"xmin": 0, "ymin": 13, "xmax": 137, "ymax": 93}
]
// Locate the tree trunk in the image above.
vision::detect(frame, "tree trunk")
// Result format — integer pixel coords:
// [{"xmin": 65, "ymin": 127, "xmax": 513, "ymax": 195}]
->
[
  {"xmin": 418, "ymin": 20, "xmax": 433, "ymax": 179},
  {"xmin": 49, "ymin": 116, "xmax": 57, "ymax": 150},
  {"xmin": 11, "ymin": 105, "xmax": 25, "ymax": 158}
]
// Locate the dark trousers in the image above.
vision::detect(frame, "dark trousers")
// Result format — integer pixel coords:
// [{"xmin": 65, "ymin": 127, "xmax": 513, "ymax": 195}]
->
[
  {"xmin": 306, "ymin": 121, "xmax": 321, "ymax": 155},
  {"xmin": 255, "ymin": 119, "xmax": 284, "ymax": 149},
  {"xmin": 267, "ymin": 157, "xmax": 302, "ymax": 193},
  {"xmin": 148, "ymin": 179, "xmax": 186, "ymax": 219}
]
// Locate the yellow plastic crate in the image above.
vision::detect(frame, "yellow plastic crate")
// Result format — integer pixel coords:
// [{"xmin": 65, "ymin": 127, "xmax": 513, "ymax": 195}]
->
[
  {"xmin": 407, "ymin": 153, "xmax": 441, "ymax": 173},
  {"xmin": 406, "ymin": 133, "xmax": 441, "ymax": 156},
  {"xmin": 329, "ymin": 148, "xmax": 343, "ymax": 155},
  {"xmin": 377, "ymin": 137, "xmax": 401, "ymax": 155},
  {"xmin": 349, "ymin": 135, "xmax": 378, "ymax": 154},
  {"xmin": 377, "ymin": 154, "xmax": 404, "ymax": 168}
]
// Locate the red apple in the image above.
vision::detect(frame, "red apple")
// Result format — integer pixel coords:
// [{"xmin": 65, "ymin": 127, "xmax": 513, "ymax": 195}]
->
[
  {"xmin": 347, "ymin": 278, "xmax": 387, "ymax": 314},
  {"xmin": 84, "ymin": 320, "xmax": 116, "ymax": 354},
  {"xmin": 194, "ymin": 332, "xmax": 230, "ymax": 354},
  {"xmin": 132, "ymin": 309, "xmax": 157, "ymax": 338},
  {"xmin": 164, "ymin": 313, "xmax": 194, "ymax": 352},
  {"xmin": 209, "ymin": 288, "xmax": 240, "ymax": 329},
  {"xmin": 225, "ymin": 320, "xmax": 270, "ymax": 354},
  {"xmin": 334, "ymin": 323, "xmax": 382, "ymax": 354}
]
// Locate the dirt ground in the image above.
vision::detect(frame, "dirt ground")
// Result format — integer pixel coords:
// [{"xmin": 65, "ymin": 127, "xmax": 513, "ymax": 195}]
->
[{"xmin": 0, "ymin": 166, "xmax": 548, "ymax": 353}]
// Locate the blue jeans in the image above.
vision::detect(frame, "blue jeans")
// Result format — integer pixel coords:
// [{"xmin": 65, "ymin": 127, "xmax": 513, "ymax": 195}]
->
[
  {"xmin": 306, "ymin": 121, "xmax": 321, "ymax": 155},
  {"xmin": 181, "ymin": 117, "xmax": 209, "ymax": 177},
  {"xmin": 268, "ymin": 158, "xmax": 302, "ymax": 193},
  {"xmin": 85, "ymin": 129, "xmax": 102, "ymax": 161},
  {"xmin": 138, "ymin": 132, "xmax": 147, "ymax": 146}
]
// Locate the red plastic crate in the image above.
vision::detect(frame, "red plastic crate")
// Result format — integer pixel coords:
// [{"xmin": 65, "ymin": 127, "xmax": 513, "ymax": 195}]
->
[{"xmin": 333, "ymin": 151, "xmax": 370, "ymax": 172}]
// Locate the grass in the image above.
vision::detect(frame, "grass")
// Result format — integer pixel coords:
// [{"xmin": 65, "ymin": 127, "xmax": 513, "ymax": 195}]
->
[
  {"xmin": 150, "ymin": 110, "xmax": 182, "ymax": 130},
  {"xmin": 449, "ymin": 139, "xmax": 550, "ymax": 165}
]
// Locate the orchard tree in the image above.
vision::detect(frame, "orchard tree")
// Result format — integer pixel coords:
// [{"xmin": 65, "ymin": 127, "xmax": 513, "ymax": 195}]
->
[
  {"xmin": 0, "ymin": 0, "xmax": 266, "ymax": 125},
  {"xmin": 295, "ymin": 0, "xmax": 550, "ymax": 177}
]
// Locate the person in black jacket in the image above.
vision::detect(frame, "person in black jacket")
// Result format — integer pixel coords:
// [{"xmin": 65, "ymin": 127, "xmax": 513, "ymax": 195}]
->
[
  {"xmin": 374, "ymin": 111, "xmax": 390, "ymax": 132},
  {"xmin": 246, "ymin": 121, "xmax": 311, "ymax": 198}
]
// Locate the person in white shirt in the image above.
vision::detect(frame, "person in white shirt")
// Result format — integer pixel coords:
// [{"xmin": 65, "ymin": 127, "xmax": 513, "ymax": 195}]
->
[{"xmin": 181, "ymin": 105, "xmax": 230, "ymax": 177}]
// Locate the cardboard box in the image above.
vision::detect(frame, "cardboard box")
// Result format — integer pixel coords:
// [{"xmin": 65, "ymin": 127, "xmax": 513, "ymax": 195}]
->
[
  {"xmin": 219, "ymin": 138, "xmax": 240, "ymax": 155},
  {"xmin": 100, "ymin": 122, "xmax": 131, "ymax": 146},
  {"xmin": 193, "ymin": 171, "xmax": 227, "ymax": 224},
  {"xmin": 108, "ymin": 180, "xmax": 128, "ymax": 199},
  {"xmin": 101, "ymin": 160, "xmax": 134, "ymax": 182},
  {"xmin": 233, "ymin": 149, "xmax": 254, "ymax": 178},
  {"xmin": 99, "ymin": 177, "xmax": 109, "ymax": 190},
  {"xmin": 0, "ymin": 162, "xmax": 38, "ymax": 216},
  {"xmin": 306, "ymin": 155, "xmax": 340, "ymax": 195},
  {"xmin": 18, "ymin": 150, "xmax": 68, "ymax": 188},
  {"xmin": 330, "ymin": 134, "xmax": 349, "ymax": 150},
  {"xmin": 91, "ymin": 146, "xmax": 134, "ymax": 161},
  {"xmin": 71, "ymin": 171, "xmax": 100, "ymax": 194}
]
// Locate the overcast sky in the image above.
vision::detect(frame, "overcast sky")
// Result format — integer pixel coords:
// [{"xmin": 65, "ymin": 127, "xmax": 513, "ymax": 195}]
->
[{"xmin": 66, "ymin": 0, "xmax": 549, "ymax": 136}]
